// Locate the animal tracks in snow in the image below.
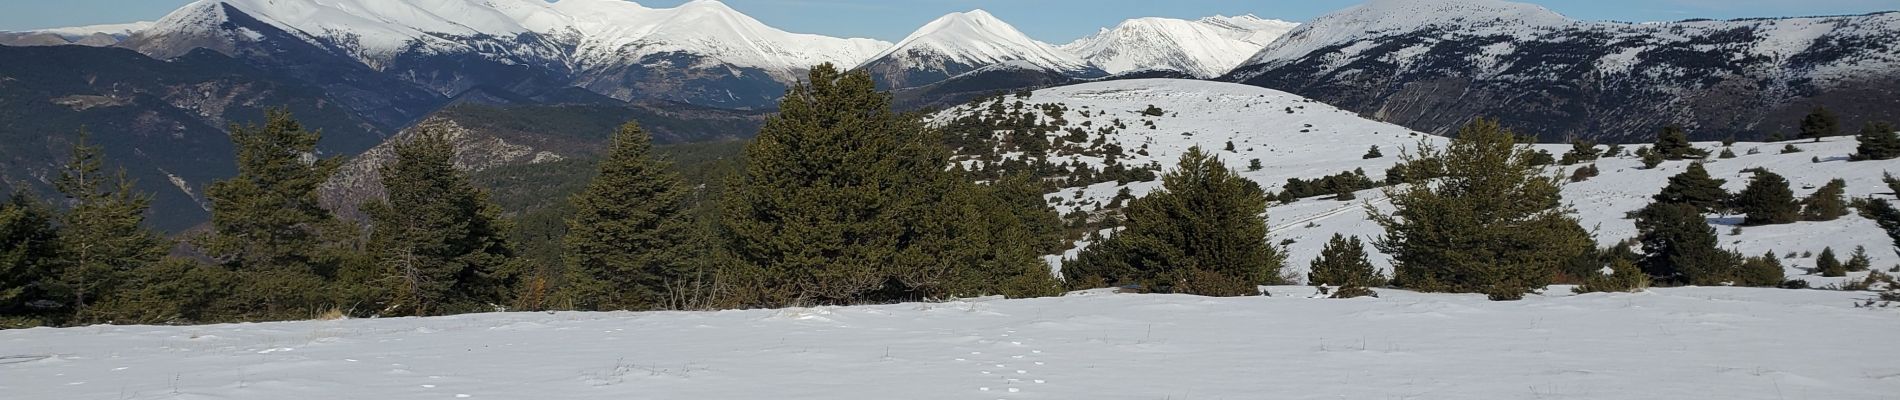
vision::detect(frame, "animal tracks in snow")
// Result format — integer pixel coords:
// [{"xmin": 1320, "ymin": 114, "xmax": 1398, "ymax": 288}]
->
[{"xmin": 960, "ymin": 328, "xmax": 1051, "ymax": 397}]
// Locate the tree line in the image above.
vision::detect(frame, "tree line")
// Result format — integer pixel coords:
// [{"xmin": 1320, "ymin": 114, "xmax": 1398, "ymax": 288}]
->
[{"xmin": 6, "ymin": 70, "xmax": 1897, "ymax": 328}]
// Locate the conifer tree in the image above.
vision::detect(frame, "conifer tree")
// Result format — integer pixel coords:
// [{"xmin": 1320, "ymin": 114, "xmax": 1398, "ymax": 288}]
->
[
  {"xmin": 1370, "ymin": 119, "xmax": 1593, "ymax": 300},
  {"xmin": 1852, "ymin": 121, "xmax": 1900, "ymax": 161},
  {"xmin": 1363, "ymin": 145, "xmax": 1383, "ymax": 159},
  {"xmin": 1654, "ymin": 125, "xmax": 1697, "ymax": 160},
  {"xmin": 201, "ymin": 109, "xmax": 343, "ymax": 273},
  {"xmin": 200, "ymin": 109, "xmax": 347, "ymax": 319},
  {"xmin": 1800, "ymin": 179, "xmax": 1848, "ymax": 221},
  {"xmin": 1307, "ymin": 234, "xmax": 1386, "ymax": 288},
  {"xmin": 1560, "ymin": 139, "xmax": 1599, "ymax": 165},
  {"xmin": 1653, "ymin": 162, "xmax": 1728, "ymax": 213},
  {"xmin": 1815, "ymin": 247, "xmax": 1844, "ymax": 277},
  {"xmin": 1066, "ymin": 147, "xmax": 1284, "ymax": 296},
  {"xmin": 925, "ymin": 177, "xmax": 1064, "ymax": 299},
  {"xmin": 1799, "ymin": 107, "xmax": 1839, "ymax": 142},
  {"xmin": 0, "ymin": 194, "xmax": 63, "ymax": 328},
  {"xmin": 1573, "ymin": 258, "xmax": 1649, "ymax": 294},
  {"xmin": 1634, "ymin": 202, "xmax": 1740, "ymax": 285},
  {"xmin": 52, "ymin": 133, "xmax": 168, "ymax": 321},
  {"xmin": 1641, "ymin": 150, "xmax": 1665, "ymax": 169},
  {"xmin": 559, "ymin": 122, "xmax": 698, "ymax": 311},
  {"xmin": 721, "ymin": 64, "xmax": 996, "ymax": 305},
  {"xmin": 1733, "ymin": 169, "xmax": 1800, "ymax": 226},
  {"xmin": 1736, "ymin": 252, "xmax": 1786, "ymax": 287},
  {"xmin": 363, "ymin": 128, "xmax": 519, "ymax": 316},
  {"xmin": 1845, "ymin": 246, "xmax": 1873, "ymax": 272}
]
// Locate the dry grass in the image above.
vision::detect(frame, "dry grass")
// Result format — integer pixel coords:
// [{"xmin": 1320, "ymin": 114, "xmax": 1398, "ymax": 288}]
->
[{"xmin": 312, "ymin": 307, "xmax": 347, "ymax": 321}]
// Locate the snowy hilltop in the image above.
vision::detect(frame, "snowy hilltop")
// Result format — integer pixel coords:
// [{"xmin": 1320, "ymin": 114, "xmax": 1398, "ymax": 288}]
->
[{"xmin": 931, "ymin": 78, "xmax": 1900, "ymax": 289}]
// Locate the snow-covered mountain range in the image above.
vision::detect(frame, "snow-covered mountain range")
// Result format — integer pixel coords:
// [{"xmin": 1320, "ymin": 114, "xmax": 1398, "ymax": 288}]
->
[
  {"xmin": 1224, "ymin": 0, "xmax": 1900, "ymax": 142},
  {"xmin": 4, "ymin": 0, "xmax": 1299, "ymax": 103}
]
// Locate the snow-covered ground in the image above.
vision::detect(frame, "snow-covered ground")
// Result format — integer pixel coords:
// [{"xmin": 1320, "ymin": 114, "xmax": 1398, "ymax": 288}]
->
[
  {"xmin": 3, "ymin": 287, "xmax": 1895, "ymax": 399},
  {"xmin": 937, "ymin": 78, "xmax": 1900, "ymax": 289}
]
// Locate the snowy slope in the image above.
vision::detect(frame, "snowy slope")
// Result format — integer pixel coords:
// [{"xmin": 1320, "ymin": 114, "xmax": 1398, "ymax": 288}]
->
[
  {"xmin": 1062, "ymin": 16, "xmax": 1296, "ymax": 78},
  {"xmin": 932, "ymin": 78, "xmax": 1900, "ymax": 288},
  {"xmin": 4, "ymin": 286, "xmax": 1896, "ymax": 399},
  {"xmin": 1235, "ymin": 0, "xmax": 1573, "ymax": 71},
  {"xmin": 858, "ymin": 10, "xmax": 1098, "ymax": 89}
]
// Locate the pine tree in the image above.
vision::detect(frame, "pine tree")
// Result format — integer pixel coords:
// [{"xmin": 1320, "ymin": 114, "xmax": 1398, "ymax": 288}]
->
[
  {"xmin": 1718, "ymin": 148, "xmax": 1737, "ymax": 159},
  {"xmin": 1307, "ymin": 234, "xmax": 1386, "ymax": 288},
  {"xmin": 1248, "ymin": 158, "xmax": 1263, "ymax": 171},
  {"xmin": 1852, "ymin": 121, "xmax": 1900, "ymax": 161},
  {"xmin": 1736, "ymin": 252, "xmax": 1786, "ymax": 288},
  {"xmin": 1363, "ymin": 145, "xmax": 1383, "ymax": 159},
  {"xmin": 199, "ymin": 110, "xmax": 347, "ymax": 319},
  {"xmin": 1815, "ymin": 247, "xmax": 1845, "ymax": 277},
  {"xmin": 1573, "ymin": 258, "xmax": 1650, "ymax": 294},
  {"xmin": 1845, "ymin": 246, "xmax": 1873, "ymax": 272},
  {"xmin": 558, "ymin": 122, "xmax": 698, "ymax": 311},
  {"xmin": 1733, "ymin": 169, "xmax": 1800, "ymax": 226},
  {"xmin": 927, "ymin": 177, "xmax": 1064, "ymax": 299},
  {"xmin": 363, "ymin": 127, "xmax": 519, "ymax": 316},
  {"xmin": 1654, "ymin": 125, "xmax": 1697, "ymax": 160},
  {"xmin": 1641, "ymin": 150, "xmax": 1665, "ymax": 169},
  {"xmin": 1865, "ymin": 198, "xmax": 1900, "ymax": 255},
  {"xmin": 1799, "ymin": 179, "xmax": 1848, "ymax": 221},
  {"xmin": 1653, "ymin": 162, "xmax": 1728, "ymax": 213},
  {"xmin": 721, "ymin": 64, "xmax": 1014, "ymax": 305},
  {"xmin": 52, "ymin": 132, "xmax": 168, "ymax": 322},
  {"xmin": 0, "ymin": 194, "xmax": 63, "ymax": 328},
  {"xmin": 1634, "ymin": 202, "xmax": 1740, "ymax": 285},
  {"xmin": 1560, "ymin": 139, "xmax": 1599, "ymax": 165},
  {"xmin": 1370, "ymin": 119, "xmax": 1593, "ymax": 300},
  {"xmin": 1798, "ymin": 107, "xmax": 1839, "ymax": 142},
  {"xmin": 1066, "ymin": 147, "xmax": 1285, "ymax": 296},
  {"xmin": 201, "ymin": 109, "xmax": 343, "ymax": 273}
]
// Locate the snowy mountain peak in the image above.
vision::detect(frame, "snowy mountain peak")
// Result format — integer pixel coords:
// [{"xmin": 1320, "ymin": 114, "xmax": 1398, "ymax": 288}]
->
[
  {"xmin": 1062, "ymin": 16, "xmax": 1297, "ymax": 78},
  {"xmin": 862, "ymin": 9, "xmax": 1092, "ymax": 82}
]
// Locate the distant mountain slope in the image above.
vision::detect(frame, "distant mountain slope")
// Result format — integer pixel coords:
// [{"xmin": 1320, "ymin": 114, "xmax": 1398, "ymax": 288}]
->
[
  {"xmin": 1062, "ymin": 16, "xmax": 1297, "ymax": 78},
  {"xmin": 858, "ymin": 10, "xmax": 1102, "ymax": 90},
  {"xmin": 319, "ymin": 101, "xmax": 764, "ymax": 220},
  {"xmin": 0, "ymin": 22, "xmax": 152, "ymax": 46},
  {"xmin": 0, "ymin": 45, "xmax": 387, "ymax": 231},
  {"xmin": 1224, "ymin": 0, "xmax": 1900, "ymax": 143}
]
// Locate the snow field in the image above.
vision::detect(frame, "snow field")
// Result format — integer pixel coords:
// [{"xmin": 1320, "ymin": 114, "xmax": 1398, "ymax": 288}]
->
[{"xmin": 2, "ymin": 287, "xmax": 1896, "ymax": 399}]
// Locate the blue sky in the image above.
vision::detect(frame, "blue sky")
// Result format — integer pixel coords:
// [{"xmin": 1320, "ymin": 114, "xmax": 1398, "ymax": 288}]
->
[{"xmin": 3, "ymin": 0, "xmax": 1895, "ymax": 42}]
